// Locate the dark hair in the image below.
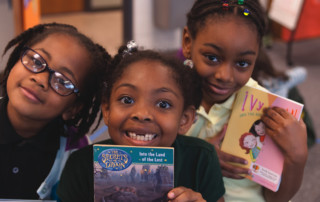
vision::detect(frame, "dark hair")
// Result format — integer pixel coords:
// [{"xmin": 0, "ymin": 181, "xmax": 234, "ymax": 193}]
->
[
  {"xmin": 103, "ymin": 45, "xmax": 202, "ymax": 110},
  {"xmin": 0, "ymin": 23, "xmax": 112, "ymax": 141},
  {"xmin": 249, "ymin": 119, "xmax": 264, "ymax": 137},
  {"xmin": 186, "ymin": 0, "xmax": 267, "ymax": 44},
  {"xmin": 251, "ymin": 48, "xmax": 289, "ymax": 85}
]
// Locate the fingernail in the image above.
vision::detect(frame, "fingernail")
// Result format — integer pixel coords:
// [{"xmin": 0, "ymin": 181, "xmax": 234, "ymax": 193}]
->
[{"xmin": 168, "ymin": 192, "xmax": 174, "ymax": 199}]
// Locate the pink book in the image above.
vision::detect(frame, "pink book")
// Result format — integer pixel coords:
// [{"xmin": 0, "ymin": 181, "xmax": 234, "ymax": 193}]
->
[{"xmin": 221, "ymin": 85, "xmax": 303, "ymax": 192}]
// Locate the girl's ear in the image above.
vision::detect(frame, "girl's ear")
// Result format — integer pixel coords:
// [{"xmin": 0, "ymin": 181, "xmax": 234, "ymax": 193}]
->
[
  {"xmin": 178, "ymin": 105, "xmax": 196, "ymax": 135},
  {"xmin": 101, "ymin": 102, "xmax": 110, "ymax": 126},
  {"xmin": 182, "ymin": 26, "xmax": 192, "ymax": 59},
  {"xmin": 62, "ymin": 102, "xmax": 83, "ymax": 121}
]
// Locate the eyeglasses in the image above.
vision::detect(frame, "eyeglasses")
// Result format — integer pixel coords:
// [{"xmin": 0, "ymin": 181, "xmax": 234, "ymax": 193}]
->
[{"xmin": 21, "ymin": 47, "xmax": 80, "ymax": 96}]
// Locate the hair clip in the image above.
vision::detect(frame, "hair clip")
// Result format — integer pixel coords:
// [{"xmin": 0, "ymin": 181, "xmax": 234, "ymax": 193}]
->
[
  {"xmin": 238, "ymin": 0, "xmax": 244, "ymax": 5},
  {"xmin": 222, "ymin": 0, "xmax": 229, "ymax": 10},
  {"xmin": 183, "ymin": 59, "xmax": 194, "ymax": 69},
  {"xmin": 123, "ymin": 40, "xmax": 138, "ymax": 57},
  {"xmin": 243, "ymin": 8, "xmax": 250, "ymax": 16},
  {"xmin": 127, "ymin": 40, "xmax": 137, "ymax": 52}
]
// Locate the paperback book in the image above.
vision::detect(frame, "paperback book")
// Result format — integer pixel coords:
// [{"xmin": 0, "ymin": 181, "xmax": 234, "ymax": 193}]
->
[
  {"xmin": 93, "ymin": 145, "xmax": 174, "ymax": 202},
  {"xmin": 221, "ymin": 85, "xmax": 303, "ymax": 192}
]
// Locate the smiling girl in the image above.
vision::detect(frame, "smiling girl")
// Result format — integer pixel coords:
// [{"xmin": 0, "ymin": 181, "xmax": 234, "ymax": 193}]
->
[
  {"xmin": 182, "ymin": 0, "xmax": 307, "ymax": 201},
  {"xmin": 57, "ymin": 42, "xmax": 225, "ymax": 202}
]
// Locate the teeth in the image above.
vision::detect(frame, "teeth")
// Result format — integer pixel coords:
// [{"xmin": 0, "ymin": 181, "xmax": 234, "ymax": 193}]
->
[{"xmin": 127, "ymin": 132, "xmax": 156, "ymax": 141}]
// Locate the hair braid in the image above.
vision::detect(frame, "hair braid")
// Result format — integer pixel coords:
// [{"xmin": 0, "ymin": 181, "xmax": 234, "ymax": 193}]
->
[{"xmin": 71, "ymin": 43, "xmax": 112, "ymax": 141}]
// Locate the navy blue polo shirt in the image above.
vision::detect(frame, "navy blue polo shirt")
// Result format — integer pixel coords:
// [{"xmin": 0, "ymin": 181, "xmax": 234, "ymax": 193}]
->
[{"xmin": 0, "ymin": 97, "xmax": 61, "ymax": 199}]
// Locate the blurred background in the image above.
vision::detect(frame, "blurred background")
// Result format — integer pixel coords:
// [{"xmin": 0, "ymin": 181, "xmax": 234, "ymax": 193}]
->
[{"xmin": 0, "ymin": 0, "xmax": 319, "ymax": 201}]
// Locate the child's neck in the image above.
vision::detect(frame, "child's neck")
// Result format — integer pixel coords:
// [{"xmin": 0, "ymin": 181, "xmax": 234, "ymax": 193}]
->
[
  {"xmin": 201, "ymin": 100, "xmax": 212, "ymax": 113},
  {"xmin": 7, "ymin": 105, "xmax": 50, "ymax": 138},
  {"xmin": 201, "ymin": 95, "xmax": 217, "ymax": 113},
  {"xmin": 202, "ymin": 93, "xmax": 231, "ymax": 113}
]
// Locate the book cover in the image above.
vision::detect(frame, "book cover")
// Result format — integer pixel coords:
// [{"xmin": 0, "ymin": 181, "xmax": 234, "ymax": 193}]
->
[
  {"xmin": 93, "ymin": 145, "xmax": 174, "ymax": 202},
  {"xmin": 220, "ymin": 85, "xmax": 303, "ymax": 192}
]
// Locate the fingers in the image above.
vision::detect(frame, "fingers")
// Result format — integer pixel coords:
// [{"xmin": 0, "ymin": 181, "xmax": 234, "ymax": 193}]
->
[
  {"xmin": 261, "ymin": 107, "xmax": 294, "ymax": 136},
  {"xmin": 168, "ymin": 187, "xmax": 205, "ymax": 202},
  {"xmin": 263, "ymin": 107, "xmax": 295, "ymax": 123},
  {"xmin": 216, "ymin": 149, "xmax": 249, "ymax": 178},
  {"xmin": 261, "ymin": 107, "xmax": 308, "ymax": 164},
  {"xmin": 218, "ymin": 149, "xmax": 247, "ymax": 164},
  {"xmin": 298, "ymin": 117, "xmax": 307, "ymax": 128},
  {"xmin": 220, "ymin": 164, "xmax": 247, "ymax": 179},
  {"xmin": 220, "ymin": 159, "xmax": 248, "ymax": 179}
]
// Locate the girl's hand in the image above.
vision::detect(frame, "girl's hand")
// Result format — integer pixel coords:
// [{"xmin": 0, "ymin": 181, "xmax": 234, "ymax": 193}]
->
[
  {"xmin": 262, "ymin": 107, "xmax": 308, "ymax": 202},
  {"xmin": 261, "ymin": 107, "xmax": 308, "ymax": 164},
  {"xmin": 167, "ymin": 187, "xmax": 206, "ymax": 202},
  {"xmin": 206, "ymin": 124, "xmax": 249, "ymax": 179},
  {"xmin": 215, "ymin": 149, "xmax": 249, "ymax": 179}
]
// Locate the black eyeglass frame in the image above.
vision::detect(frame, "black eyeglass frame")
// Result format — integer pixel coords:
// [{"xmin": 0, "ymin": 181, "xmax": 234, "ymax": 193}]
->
[{"xmin": 20, "ymin": 47, "xmax": 80, "ymax": 96}]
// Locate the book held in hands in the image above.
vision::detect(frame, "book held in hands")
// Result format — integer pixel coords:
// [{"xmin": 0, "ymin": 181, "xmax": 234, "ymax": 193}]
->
[
  {"xmin": 221, "ymin": 85, "xmax": 303, "ymax": 192},
  {"xmin": 93, "ymin": 145, "xmax": 174, "ymax": 202}
]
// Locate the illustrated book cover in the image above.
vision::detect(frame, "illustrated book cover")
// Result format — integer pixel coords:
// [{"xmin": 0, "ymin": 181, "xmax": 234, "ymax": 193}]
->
[
  {"xmin": 93, "ymin": 144, "xmax": 174, "ymax": 202},
  {"xmin": 220, "ymin": 85, "xmax": 303, "ymax": 192}
]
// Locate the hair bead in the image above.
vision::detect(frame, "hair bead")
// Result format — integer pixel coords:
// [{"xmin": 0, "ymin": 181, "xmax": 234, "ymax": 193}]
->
[{"xmin": 238, "ymin": 0, "xmax": 244, "ymax": 5}]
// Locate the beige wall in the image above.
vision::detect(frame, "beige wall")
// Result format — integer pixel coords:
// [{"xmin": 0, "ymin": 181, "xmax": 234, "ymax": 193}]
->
[
  {"xmin": 89, "ymin": 0, "xmax": 122, "ymax": 9},
  {"xmin": 0, "ymin": 1, "xmax": 15, "ymax": 72}
]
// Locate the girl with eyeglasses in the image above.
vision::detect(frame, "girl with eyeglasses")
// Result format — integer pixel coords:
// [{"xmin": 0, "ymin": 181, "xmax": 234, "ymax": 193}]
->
[{"xmin": 0, "ymin": 23, "xmax": 112, "ymax": 200}]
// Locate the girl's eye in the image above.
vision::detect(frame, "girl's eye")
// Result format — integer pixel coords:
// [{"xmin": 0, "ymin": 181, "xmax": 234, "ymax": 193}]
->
[
  {"xmin": 31, "ymin": 57, "xmax": 45, "ymax": 70},
  {"xmin": 157, "ymin": 100, "xmax": 171, "ymax": 109},
  {"xmin": 206, "ymin": 55, "xmax": 219, "ymax": 63},
  {"xmin": 120, "ymin": 96, "xmax": 134, "ymax": 104},
  {"xmin": 237, "ymin": 60, "xmax": 250, "ymax": 68},
  {"xmin": 33, "ymin": 58, "xmax": 43, "ymax": 67}
]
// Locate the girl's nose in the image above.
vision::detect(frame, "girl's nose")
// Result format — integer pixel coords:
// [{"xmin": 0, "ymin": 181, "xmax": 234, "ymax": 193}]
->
[
  {"xmin": 131, "ymin": 104, "xmax": 153, "ymax": 122},
  {"xmin": 30, "ymin": 71, "xmax": 50, "ymax": 90},
  {"xmin": 132, "ymin": 115, "xmax": 152, "ymax": 122},
  {"xmin": 215, "ymin": 63, "xmax": 234, "ymax": 82}
]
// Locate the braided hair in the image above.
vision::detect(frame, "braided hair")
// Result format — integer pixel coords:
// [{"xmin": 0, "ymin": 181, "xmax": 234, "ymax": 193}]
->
[
  {"xmin": 103, "ymin": 43, "xmax": 202, "ymax": 110},
  {"xmin": 0, "ymin": 23, "xmax": 112, "ymax": 141},
  {"xmin": 186, "ymin": 0, "xmax": 267, "ymax": 44}
]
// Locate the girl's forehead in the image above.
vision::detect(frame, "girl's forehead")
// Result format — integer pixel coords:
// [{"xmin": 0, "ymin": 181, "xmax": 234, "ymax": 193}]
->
[
  {"xmin": 200, "ymin": 14, "xmax": 258, "ymax": 38},
  {"xmin": 116, "ymin": 60, "xmax": 181, "ymax": 90},
  {"xmin": 123, "ymin": 60, "xmax": 170, "ymax": 76},
  {"xmin": 195, "ymin": 16, "xmax": 260, "ymax": 52},
  {"xmin": 121, "ymin": 61, "xmax": 170, "ymax": 80},
  {"xmin": 31, "ymin": 33, "xmax": 80, "ymax": 49}
]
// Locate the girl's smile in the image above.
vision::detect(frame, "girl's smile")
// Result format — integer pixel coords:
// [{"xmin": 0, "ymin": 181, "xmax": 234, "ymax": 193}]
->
[
  {"xmin": 20, "ymin": 85, "xmax": 44, "ymax": 104},
  {"xmin": 126, "ymin": 131, "xmax": 157, "ymax": 142},
  {"xmin": 124, "ymin": 130, "xmax": 158, "ymax": 146},
  {"xmin": 204, "ymin": 80, "xmax": 235, "ymax": 96},
  {"xmin": 122, "ymin": 122, "xmax": 160, "ymax": 145}
]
